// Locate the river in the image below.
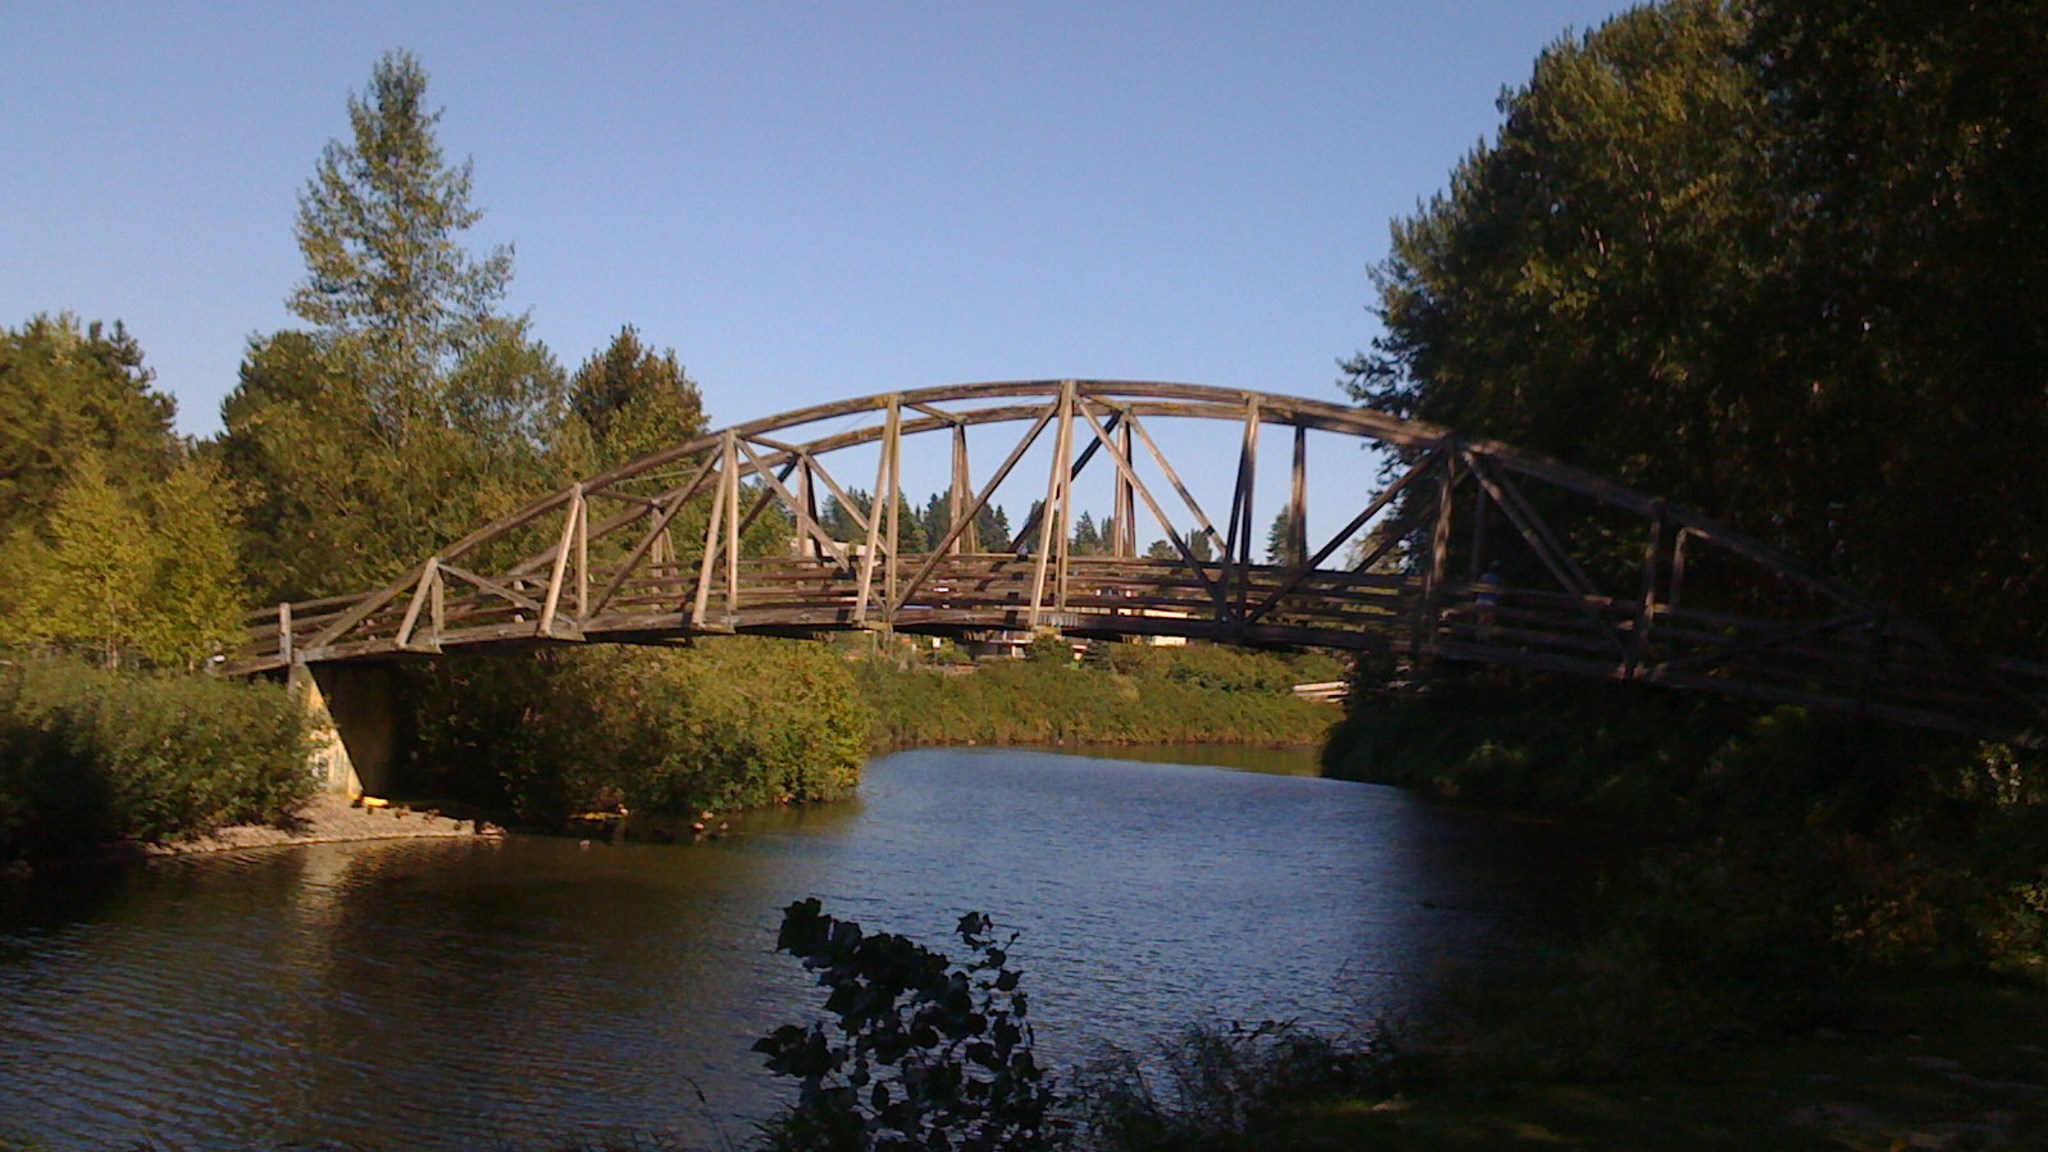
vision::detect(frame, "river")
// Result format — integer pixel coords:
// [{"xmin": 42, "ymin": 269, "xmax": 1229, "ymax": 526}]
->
[{"xmin": 0, "ymin": 745, "xmax": 1583, "ymax": 1149}]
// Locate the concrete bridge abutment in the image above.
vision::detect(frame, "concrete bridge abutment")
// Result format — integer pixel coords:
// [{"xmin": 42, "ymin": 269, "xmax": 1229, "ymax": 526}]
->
[{"xmin": 288, "ymin": 662, "xmax": 401, "ymax": 798}]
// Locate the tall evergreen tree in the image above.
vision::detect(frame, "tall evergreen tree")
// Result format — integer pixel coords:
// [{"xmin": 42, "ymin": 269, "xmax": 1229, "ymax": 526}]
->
[
  {"xmin": 0, "ymin": 315, "xmax": 177, "ymax": 536},
  {"xmin": 291, "ymin": 49, "xmax": 513, "ymax": 436},
  {"xmin": 222, "ymin": 52, "xmax": 570, "ymax": 599},
  {"xmin": 567, "ymin": 326, "xmax": 707, "ymax": 472},
  {"xmin": 11, "ymin": 455, "xmax": 159, "ymax": 668}
]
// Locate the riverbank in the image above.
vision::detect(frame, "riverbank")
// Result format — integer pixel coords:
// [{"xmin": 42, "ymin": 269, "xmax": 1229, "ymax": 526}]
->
[
  {"xmin": 1275, "ymin": 660, "xmax": 2048, "ymax": 1150},
  {"xmin": 144, "ymin": 792, "xmax": 503, "ymax": 857},
  {"xmin": 858, "ymin": 641, "xmax": 1345, "ymax": 749},
  {"xmin": 1234, "ymin": 977, "xmax": 2048, "ymax": 1149},
  {"xmin": 0, "ymin": 656, "xmax": 314, "ymax": 865}
]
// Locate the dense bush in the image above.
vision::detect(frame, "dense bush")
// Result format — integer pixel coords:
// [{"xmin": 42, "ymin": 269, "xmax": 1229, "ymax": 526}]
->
[
  {"xmin": 1324, "ymin": 658, "xmax": 2048, "ymax": 1057},
  {"xmin": 0, "ymin": 656, "xmax": 314, "ymax": 860},
  {"xmin": 1072, "ymin": 1021, "xmax": 1377, "ymax": 1152},
  {"xmin": 860, "ymin": 644, "xmax": 1342, "ymax": 749},
  {"xmin": 407, "ymin": 637, "xmax": 870, "ymax": 826}
]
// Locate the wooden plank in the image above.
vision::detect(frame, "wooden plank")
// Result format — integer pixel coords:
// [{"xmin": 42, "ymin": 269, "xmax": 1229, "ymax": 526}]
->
[
  {"xmin": 884, "ymin": 401, "xmax": 903, "ymax": 621},
  {"xmin": 1287, "ymin": 423, "xmax": 1307, "ymax": 567},
  {"xmin": 1221, "ymin": 396, "xmax": 1259, "ymax": 620},
  {"xmin": 1126, "ymin": 411, "xmax": 1226, "ymax": 557},
  {"xmin": 587, "ymin": 452, "xmax": 719, "ymax": 616},
  {"xmin": 1071, "ymin": 401, "xmax": 1221, "ymax": 601},
  {"xmin": 394, "ymin": 558, "xmax": 440, "ymax": 650},
  {"xmin": 1027, "ymin": 382, "xmax": 1075, "ymax": 629},
  {"xmin": 723, "ymin": 430, "xmax": 741, "ymax": 622},
  {"xmin": 538, "ymin": 484, "xmax": 583, "ymax": 636},
  {"xmin": 854, "ymin": 398, "xmax": 898, "ymax": 624},
  {"xmin": 690, "ymin": 458, "xmax": 729, "ymax": 627},
  {"xmin": 738, "ymin": 437, "xmax": 849, "ymax": 565},
  {"xmin": 1246, "ymin": 442, "xmax": 1445, "ymax": 625}
]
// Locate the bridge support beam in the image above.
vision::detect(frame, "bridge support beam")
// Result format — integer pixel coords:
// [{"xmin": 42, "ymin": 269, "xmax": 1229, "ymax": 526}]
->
[{"xmin": 289, "ymin": 662, "xmax": 400, "ymax": 798}]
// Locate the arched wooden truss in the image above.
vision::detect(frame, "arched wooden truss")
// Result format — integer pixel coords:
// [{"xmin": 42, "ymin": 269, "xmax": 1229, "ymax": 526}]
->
[{"xmin": 230, "ymin": 380, "xmax": 2048, "ymax": 741}]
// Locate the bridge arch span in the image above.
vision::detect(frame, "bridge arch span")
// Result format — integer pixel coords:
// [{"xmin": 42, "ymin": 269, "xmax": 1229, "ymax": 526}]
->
[{"xmin": 232, "ymin": 379, "xmax": 2048, "ymax": 742}]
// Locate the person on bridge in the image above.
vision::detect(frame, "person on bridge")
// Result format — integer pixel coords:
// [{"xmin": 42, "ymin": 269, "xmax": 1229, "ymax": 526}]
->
[{"xmin": 1476, "ymin": 561, "xmax": 1504, "ymax": 633}]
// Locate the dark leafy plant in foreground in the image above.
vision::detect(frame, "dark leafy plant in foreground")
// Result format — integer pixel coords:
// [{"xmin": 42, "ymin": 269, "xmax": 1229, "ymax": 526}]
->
[{"xmin": 755, "ymin": 898, "xmax": 1065, "ymax": 1151}]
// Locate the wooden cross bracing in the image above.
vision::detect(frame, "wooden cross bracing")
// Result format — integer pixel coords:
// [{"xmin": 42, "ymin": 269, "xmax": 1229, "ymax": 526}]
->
[{"xmin": 232, "ymin": 379, "xmax": 2048, "ymax": 743}]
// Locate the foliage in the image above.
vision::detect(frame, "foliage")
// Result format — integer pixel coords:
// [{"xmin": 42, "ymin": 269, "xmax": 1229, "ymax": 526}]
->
[
  {"xmin": 221, "ymin": 53, "xmax": 575, "ymax": 601},
  {"xmin": 1351, "ymin": 0, "xmax": 2048, "ymax": 650},
  {"xmin": 1332, "ymin": 0, "xmax": 2048, "ymax": 1071},
  {"xmin": 5, "ymin": 454, "xmax": 245, "ymax": 669},
  {"xmin": 133, "ymin": 458, "xmax": 248, "ymax": 666},
  {"xmin": 406, "ymin": 637, "xmax": 869, "ymax": 826},
  {"xmin": 1263, "ymin": 506, "xmax": 1302, "ymax": 567},
  {"xmin": 291, "ymin": 48, "xmax": 514, "ymax": 427},
  {"xmin": 1072, "ymin": 1022, "xmax": 1377, "ymax": 1152},
  {"xmin": 0, "ymin": 315, "xmax": 178, "ymax": 538},
  {"xmin": 0, "ymin": 656, "xmax": 313, "ymax": 860},
  {"xmin": 562, "ymin": 325, "xmax": 708, "ymax": 474},
  {"xmin": 755, "ymin": 898, "xmax": 1065, "ymax": 1152},
  {"xmin": 859, "ymin": 643, "xmax": 1341, "ymax": 749},
  {"xmin": 1326, "ymin": 659, "xmax": 2048, "ymax": 1007},
  {"xmin": 7, "ymin": 455, "xmax": 154, "ymax": 667}
]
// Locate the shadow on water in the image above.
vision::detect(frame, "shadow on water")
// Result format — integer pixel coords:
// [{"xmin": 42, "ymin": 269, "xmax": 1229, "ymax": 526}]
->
[{"xmin": 0, "ymin": 745, "xmax": 1598, "ymax": 1150}]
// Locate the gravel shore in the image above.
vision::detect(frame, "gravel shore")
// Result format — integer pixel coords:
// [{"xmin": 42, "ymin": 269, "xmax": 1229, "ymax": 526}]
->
[{"xmin": 147, "ymin": 794, "xmax": 504, "ymax": 857}]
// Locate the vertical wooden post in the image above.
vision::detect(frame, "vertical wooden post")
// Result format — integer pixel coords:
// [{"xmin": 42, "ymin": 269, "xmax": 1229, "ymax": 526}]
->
[
  {"xmin": 1411, "ymin": 452, "xmax": 1455, "ymax": 655},
  {"xmin": 540, "ymin": 484, "xmax": 583, "ymax": 635},
  {"xmin": 1113, "ymin": 415, "xmax": 1137, "ymax": 557},
  {"xmin": 396, "ymin": 558, "xmax": 439, "ymax": 649},
  {"xmin": 883, "ymin": 402, "xmax": 902, "ymax": 621},
  {"xmin": 950, "ymin": 423, "xmax": 974, "ymax": 555},
  {"xmin": 854, "ymin": 398, "xmax": 898, "ymax": 625},
  {"xmin": 429, "ymin": 565, "xmax": 444, "ymax": 646},
  {"xmin": 1027, "ymin": 382, "xmax": 1075, "ymax": 629},
  {"xmin": 574, "ymin": 491, "xmax": 589, "ymax": 622},
  {"xmin": 1288, "ymin": 423, "xmax": 1307, "ymax": 566},
  {"xmin": 1629, "ymin": 502, "xmax": 1667, "ymax": 675},
  {"xmin": 1053, "ymin": 398, "xmax": 1078, "ymax": 613},
  {"xmin": 723, "ymin": 429, "xmax": 741, "ymax": 622},
  {"xmin": 691, "ymin": 464, "xmax": 727, "ymax": 627},
  {"xmin": 1221, "ymin": 398, "xmax": 1260, "ymax": 621},
  {"xmin": 278, "ymin": 601, "xmax": 294, "ymax": 665},
  {"xmin": 798, "ymin": 459, "xmax": 822, "ymax": 560}
]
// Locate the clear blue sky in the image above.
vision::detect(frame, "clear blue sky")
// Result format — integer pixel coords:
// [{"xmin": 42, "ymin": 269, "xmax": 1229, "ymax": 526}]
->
[{"xmin": 4, "ymin": 2, "xmax": 1628, "ymax": 444}]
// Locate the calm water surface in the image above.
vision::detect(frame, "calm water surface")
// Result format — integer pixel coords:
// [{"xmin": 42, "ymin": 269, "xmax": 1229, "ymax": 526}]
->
[{"xmin": 0, "ymin": 745, "xmax": 1582, "ymax": 1149}]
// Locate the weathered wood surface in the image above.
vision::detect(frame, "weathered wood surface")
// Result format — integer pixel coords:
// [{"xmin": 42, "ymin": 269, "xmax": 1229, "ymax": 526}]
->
[{"xmin": 225, "ymin": 379, "xmax": 2048, "ymax": 743}]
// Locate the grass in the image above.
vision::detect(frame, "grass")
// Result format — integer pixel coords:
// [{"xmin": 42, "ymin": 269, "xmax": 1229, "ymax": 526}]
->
[{"xmin": 1248, "ymin": 979, "xmax": 2048, "ymax": 1150}]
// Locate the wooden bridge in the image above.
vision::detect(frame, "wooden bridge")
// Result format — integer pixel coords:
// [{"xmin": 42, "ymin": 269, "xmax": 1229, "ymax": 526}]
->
[{"xmin": 230, "ymin": 380, "xmax": 2048, "ymax": 743}]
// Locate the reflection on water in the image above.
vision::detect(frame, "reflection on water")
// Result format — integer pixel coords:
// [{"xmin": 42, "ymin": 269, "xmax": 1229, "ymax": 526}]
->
[{"xmin": 0, "ymin": 746, "xmax": 1581, "ymax": 1150}]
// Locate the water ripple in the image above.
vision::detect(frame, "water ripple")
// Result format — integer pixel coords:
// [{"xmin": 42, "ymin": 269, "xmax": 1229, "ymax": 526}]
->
[{"xmin": 0, "ymin": 747, "xmax": 1586, "ymax": 1150}]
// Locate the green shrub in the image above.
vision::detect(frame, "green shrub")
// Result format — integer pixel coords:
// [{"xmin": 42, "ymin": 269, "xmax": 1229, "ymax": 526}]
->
[
  {"xmin": 1073, "ymin": 1021, "xmax": 1375, "ymax": 1152},
  {"xmin": 859, "ymin": 643, "xmax": 1341, "ymax": 749},
  {"xmin": 0, "ymin": 656, "xmax": 314, "ymax": 859},
  {"xmin": 407, "ymin": 637, "xmax": 870, "ymax": 826}
]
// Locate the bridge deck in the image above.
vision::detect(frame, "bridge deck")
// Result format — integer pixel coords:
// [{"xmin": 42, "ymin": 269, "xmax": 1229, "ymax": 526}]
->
[{"xmin": 229, "ymin": 553, "xmax": 2046, "ymax": 742}]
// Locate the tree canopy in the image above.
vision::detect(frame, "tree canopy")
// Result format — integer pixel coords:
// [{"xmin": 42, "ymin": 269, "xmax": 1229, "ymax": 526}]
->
[
  {"xmin": 291, "ymin": 48, "xmax": 514, "ymax": 435},
  {"xmin": 222, "ymin": 53, "xmax": 573, "ymax": 600},
  {"xmin": 1350, "ymin": 0, "xmax": 2048, "ymax": 650}
]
